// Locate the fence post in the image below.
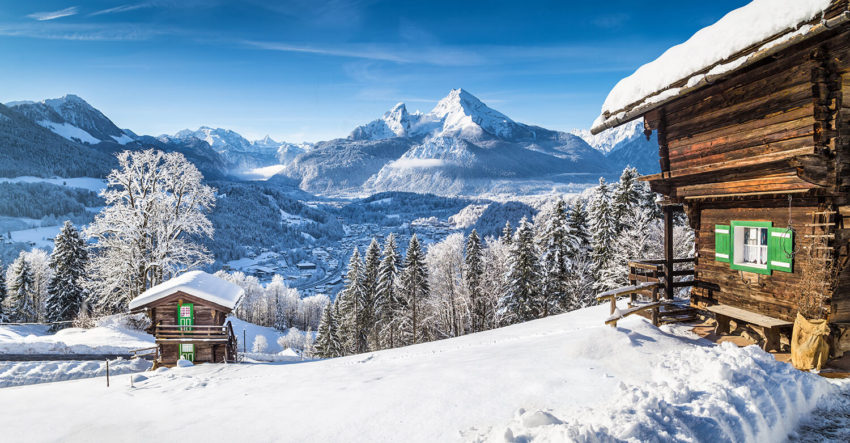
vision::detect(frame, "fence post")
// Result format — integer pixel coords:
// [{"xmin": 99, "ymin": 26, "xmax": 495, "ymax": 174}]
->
[{"xmin": 106, "ymin": 359, "xmax": 110, "ymax": 387}]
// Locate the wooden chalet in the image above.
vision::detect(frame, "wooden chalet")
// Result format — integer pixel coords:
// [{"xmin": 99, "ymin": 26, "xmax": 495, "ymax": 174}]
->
[
  {"xmin": 129, "ymin": 271, "xmax": 242, "ymax": 366},
  {"xmin": 592, "ymin": 1, "xmax": 850, "ymax": 355}
]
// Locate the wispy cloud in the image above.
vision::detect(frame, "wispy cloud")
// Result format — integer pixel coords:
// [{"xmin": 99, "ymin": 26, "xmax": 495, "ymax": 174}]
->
[
  {"xmin": 90, "ymin": 2, "xmax": 153, "ymax": 16},
  {"xmin": 0, "ymin": 22, "xmax": 172, "ymax": 41},
  {"xmin": 245, "ymin": 39, "xmax": 649, "ymax": 67},
  {"xmin": 243, "ymin": 40, "xmax": 485, "ymax": 66},
  {"xmin": 27, "ymin": 6, "xmax": 78, "ymax": 21}
]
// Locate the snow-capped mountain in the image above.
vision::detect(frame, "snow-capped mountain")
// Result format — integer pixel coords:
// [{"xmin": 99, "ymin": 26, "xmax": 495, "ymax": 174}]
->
[
  {"xmin": 571, "ymin": 119, "xmax": 644, "ymax": 154},
  {"xmin": 6, "ymin": 94, "xmax": 136, "ymax": 145},
  {"xmin": 571, "ymin": 120, "xmax": 659, "ymax": 174},
  {"xmin": 350, "ymin": 89, "xmax": 539, "ymax": 142},
  {"xmin": 285, "ymin": 88, "xmax": 608, "ymax": 195},
  {"xmin": 171, "ymin": 126, "xmax": 254, "ymax": 152}
]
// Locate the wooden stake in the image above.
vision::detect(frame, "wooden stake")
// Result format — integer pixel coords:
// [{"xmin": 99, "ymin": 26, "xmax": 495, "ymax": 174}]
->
[{"xmin": 106, "ymin": 360, "xmax": 110, "ymax": 387}]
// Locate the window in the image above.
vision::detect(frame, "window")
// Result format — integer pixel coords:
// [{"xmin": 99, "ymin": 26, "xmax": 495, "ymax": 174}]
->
[
  {"xmin": 716, "ymin": 221, "xmax": 794, "ymax": 275},
  {"xmin": 180, "ymin": 305, "xmax": 191, "ymax": 318},
  {"xmin": 737, "ymin": 226, "xmax": 768, "ymax": 268},
  {"xmin": 181, "ymin": 343, "xmax": 194, "ymax": 353}
]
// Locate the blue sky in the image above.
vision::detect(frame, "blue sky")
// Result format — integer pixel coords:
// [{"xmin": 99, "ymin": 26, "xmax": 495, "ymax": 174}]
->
[{"xmin": 0, "ymin": 1, "xmax": 749, "ymax": 142}]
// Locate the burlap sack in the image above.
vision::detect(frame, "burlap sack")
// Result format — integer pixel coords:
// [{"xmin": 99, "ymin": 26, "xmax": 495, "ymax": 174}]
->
[{"xmin": 791, "ymin": 313, "xmax": 830, "ymax": 371}]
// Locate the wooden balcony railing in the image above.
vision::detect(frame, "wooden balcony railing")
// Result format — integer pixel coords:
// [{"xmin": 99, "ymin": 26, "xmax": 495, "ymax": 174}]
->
[
  {"xmin": 628, "ymin": 257, "xmax": 696, "ymax": 297},
  {"xmin": 154, "ymin": 324, "xmax": 231, "ymax": 342}
]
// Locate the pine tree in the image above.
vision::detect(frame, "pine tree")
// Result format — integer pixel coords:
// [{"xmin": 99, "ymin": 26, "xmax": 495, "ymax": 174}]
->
[
  {"xmin": 539, "ymin": 200, "xmax": 570, "ymax": 315},
  {"xmin": 567, "ymin": 198, "xmax": 591, "ymax": 259},
  {"xmin": 464, "ymin": 229, "xmax": 486, "ymax": 332},
  {"xmin": 376, "ymin": 234, "xmax": 403, "ymax": 349},
  {"xmin": 46, "ymin": 221, "xmax": 88, "ymax": 328},
  {"xmin": 0, "ymin": 261, "xmax": 7, "ymax": 322},
  {"xmin": 503, "ymin": 217, "xmax": 542, "ymax": 324},
  {"xmin": 399, "ymin": 234, "xmax": 429, "ymax": 345},
  {"xmin": 611, "ymin": 167, "xmax": 642, "ymax": 235},
  {"xmin": 361, "ymin": 238, "xmax": 381, "ymax": 350},
  {"xmin": 315, "ymin": 303, "xmax": 343, "ymax": 358},
  {"xmin": 7, "ymin": 254, "xmax": 36, "ymax": 323},
  {"xmin": 501, "ymin": 221, "xmax": 513, "ymax": 245},
  {"xmin": 588, "ymin": 178, "xmax": 615, "ymax": 286},
  {"xmin": 337, "ymin": 247, "xmax": 365, "ymax": 355}
]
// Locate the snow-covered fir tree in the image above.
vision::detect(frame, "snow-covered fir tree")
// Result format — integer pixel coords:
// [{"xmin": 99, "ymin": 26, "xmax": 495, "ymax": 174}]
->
[
  {"xmin": 464, "ymin": 229, "xmax": 485, "ymax": 333},
  {"xmin": 376, "ymin": 234, "xmax": 404, "ymax": 349},
  {"xmin": 338, "ymin": 247, "xmax": 366, "ymax": 354},
  {"xmin": 588, "ymin": 178, "xmax": 615, "ymax": 286},
  {"xmin": 361, "ymin": 238, "xmax": 382, "ymax": 350},
  {"xmin": 503, "ymin": 217, "xmax": 541, "ymax": 324},
  {"xmin": 501, "ymin": 220, "xmax": 513, "ymax": 245},
  {"xmin": 315, "ymin": 303, "xmax": 343, "ymax": 358},
  {"xmin": 567, "ymin": 198, "xmax": 591, "ymax": 259},
  {"xmin": 6, "ymin": 253, "xmax": 36, "ymax": 323},
  {"xmin": 0, "ymin": 261, "xmax": 7, "ymax": 322},
  {"xmin": 538, "ymin": 199, "xmax": 571, "ymax": 316},
  {"xmin": 84, "ymin": 149, "xmax": 216, "ymax": 313},
  {"xmin": 46, "ymin": 221, "xmax": 88, "ymax": 328},
  {"xmin": 399, "ymin": 234, "xmax": 429, "ymax": 345},
  {"xmin": 610, "ymin": 167, "xmax": 642, "ymax": 235}
]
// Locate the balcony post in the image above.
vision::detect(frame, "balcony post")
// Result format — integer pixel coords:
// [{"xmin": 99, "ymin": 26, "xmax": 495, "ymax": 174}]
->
[{"xmin": 663, "ymin": 204, "xmax": 675, "ymax": 300}]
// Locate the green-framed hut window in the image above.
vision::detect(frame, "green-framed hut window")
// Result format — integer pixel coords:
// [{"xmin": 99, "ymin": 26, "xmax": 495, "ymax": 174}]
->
[{"xmin": 714, "ymin": 221, "xmax": 793, "ymax": 275}]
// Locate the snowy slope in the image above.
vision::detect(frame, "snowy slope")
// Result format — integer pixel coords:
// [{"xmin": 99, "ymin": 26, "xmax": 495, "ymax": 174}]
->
[
  {"xmin": 8, "ymin": 95, "xmax": 132, "ymax": 145},
  {"xmin": 0, "ymin": 305, "xmax": 841, "ymax": 442}
]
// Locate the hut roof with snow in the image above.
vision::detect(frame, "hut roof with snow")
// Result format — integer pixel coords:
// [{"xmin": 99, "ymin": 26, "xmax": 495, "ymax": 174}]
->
[
  {"xmin": 128, "ymin": 270, "xmax": 244, "ymax": 312},
  {"xmin": 592, "ymin": 0, "xmax": 847, "ymax": 134}
]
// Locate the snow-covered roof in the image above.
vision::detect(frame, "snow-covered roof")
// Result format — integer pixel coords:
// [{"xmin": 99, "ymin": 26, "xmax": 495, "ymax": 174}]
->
[
  {"xmin": 591, "ymin": 0, "xmax": 842, "ymax": 134},
  {"xmin": 128, "ymin": 271, "xmax": 244, "ymax": 311}
]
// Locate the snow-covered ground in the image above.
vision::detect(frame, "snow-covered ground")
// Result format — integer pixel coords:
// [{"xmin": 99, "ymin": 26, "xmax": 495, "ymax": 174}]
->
[
  {"xmin": 0, "ymin": 315, "xmax": 153, "ymax": 355},
  {"xmin": 0, "ymin": 358, "xmax": 151, "ymax": 388},
  {"xmin": 8, "ymin": 224, "xmax": 65, "ymax": 249},
  {"xmin": 0, "ymin": 304, "xmax": 843, "ymax": 442}
]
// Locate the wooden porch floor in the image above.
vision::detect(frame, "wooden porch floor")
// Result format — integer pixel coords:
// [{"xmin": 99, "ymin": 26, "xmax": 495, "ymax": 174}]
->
[{"xmin": 689, "ymin": 317, "xmax": 850, "ymax": 378}]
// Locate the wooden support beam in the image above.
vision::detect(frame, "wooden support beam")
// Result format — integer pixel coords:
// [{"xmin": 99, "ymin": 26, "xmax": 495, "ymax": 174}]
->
[{"xmin": 664, "ymin": 205, "xmax": 675, "ymax": 300}]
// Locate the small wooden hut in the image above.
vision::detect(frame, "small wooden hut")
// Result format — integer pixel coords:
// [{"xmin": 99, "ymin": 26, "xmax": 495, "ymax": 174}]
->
[
  {"xmin": 592, "ymin": 1, "xmax": 850, "ymax": 354},
  {"xmin": 129, "ymin": 271, "xmax": 242, "ymax": 366}
]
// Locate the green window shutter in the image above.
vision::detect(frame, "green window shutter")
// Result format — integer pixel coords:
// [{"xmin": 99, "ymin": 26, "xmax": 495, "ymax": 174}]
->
[
  {"xmin": 769, "ymin": 227, "xmax": 793, "ymax": 272},
  {"xmin": 715, "ymin": 225, "xmax": 730, "ymax": 262}
]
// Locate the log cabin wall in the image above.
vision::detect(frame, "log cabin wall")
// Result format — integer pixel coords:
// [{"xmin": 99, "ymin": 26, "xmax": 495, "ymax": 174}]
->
[
  {"xmin": 148, "ymin": 291, "xmax": 228, "ymax": 329},
  {"xmin": 691, "ymin": 197, "xmax": 822, "ymax": 322},
  {"xmin": 643, "ymin": 24, "xmax": 850, "ymax": 323}
]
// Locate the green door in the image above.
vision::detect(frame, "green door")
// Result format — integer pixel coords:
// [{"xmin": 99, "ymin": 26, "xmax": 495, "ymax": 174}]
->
[
  {"xmin": 178, "ymin": 302, "xmax": 194, "ymax": 332},
  {"xmin": 179, "ymin": 343, "xmax": 195, "ymax": 362}
]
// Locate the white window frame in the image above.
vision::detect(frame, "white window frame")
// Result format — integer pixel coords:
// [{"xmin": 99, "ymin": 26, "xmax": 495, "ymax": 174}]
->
[{"xmin": 732, "ymin": 225, "xmax": 768, "ymax": 270}]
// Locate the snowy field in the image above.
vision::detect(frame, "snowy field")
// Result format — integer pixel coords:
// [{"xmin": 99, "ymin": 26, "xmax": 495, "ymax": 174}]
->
[
  {"xmin": 0, "ymin": 176, "xmax": 107, "ymax": 192},
  {"xmin": 9, "ymin": 224, "xmax": 66, "ymax": 249},
  {"xmin": 0, "ymin": 315, "xmax": 153, "ymax": 355},
  {"xmin": 0, "ymin": 304, "xmax": 845, "ymax": 442},
  {"xmin": 0, "ymin": 358, "xmax": 151, "ymax": 388}
]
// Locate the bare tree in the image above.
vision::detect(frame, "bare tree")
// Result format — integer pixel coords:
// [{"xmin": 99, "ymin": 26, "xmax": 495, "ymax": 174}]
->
[{"xmin": 84, "ymin": 150, "xmax": 215, "ymax": 313}]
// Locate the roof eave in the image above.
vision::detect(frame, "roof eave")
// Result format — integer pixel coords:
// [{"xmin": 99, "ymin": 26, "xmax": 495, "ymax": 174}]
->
[{"xmin": 590, "ymin": 11, "xmax": 850, "ymax": 135}]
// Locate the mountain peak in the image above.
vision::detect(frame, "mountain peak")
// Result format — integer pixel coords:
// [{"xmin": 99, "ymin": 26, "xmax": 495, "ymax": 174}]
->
[{"xmin": 429, "ymin": 88, "xmax": 515, "ymax": 139}]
